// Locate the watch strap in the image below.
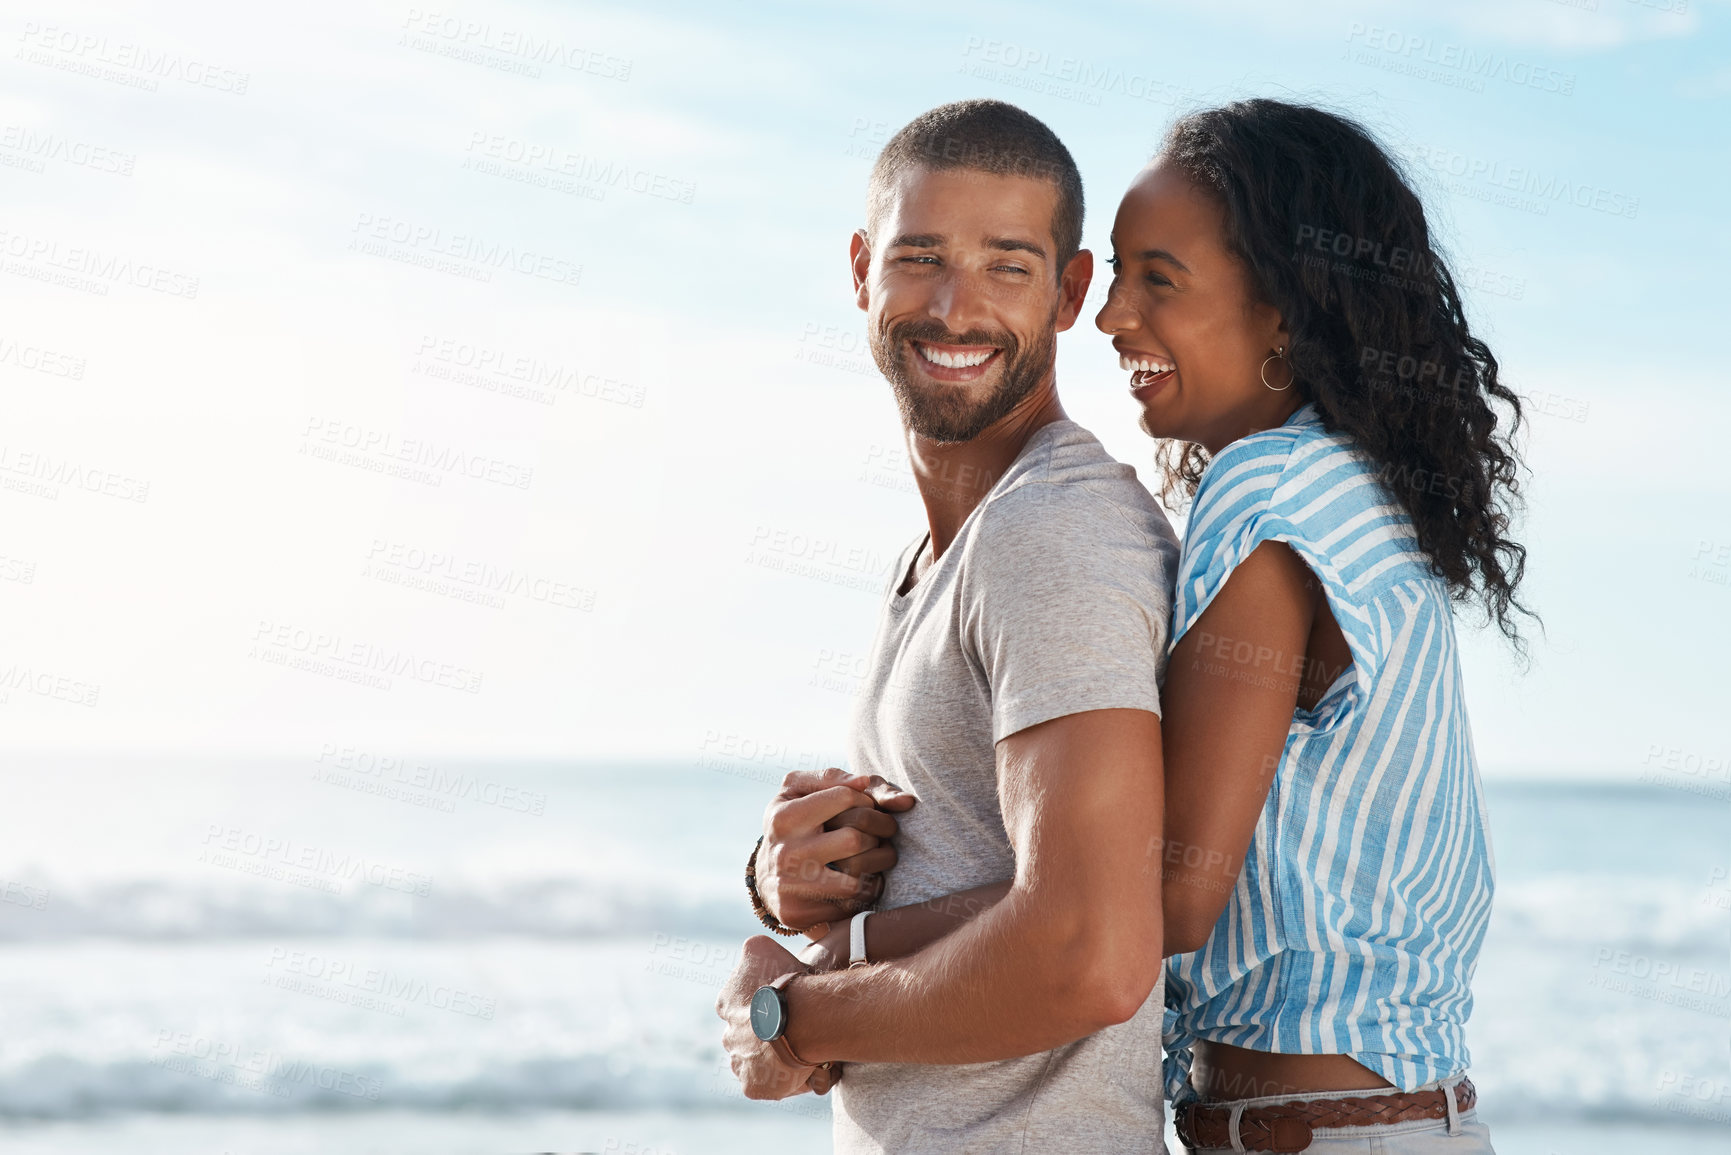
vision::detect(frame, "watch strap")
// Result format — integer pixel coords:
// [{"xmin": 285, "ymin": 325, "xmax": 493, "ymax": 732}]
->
[
  {"xmin": 848, "ymin": 910, "xmax": 872, "ymax": 968},
  {"xmin": 768, "ymin": 1032, "xmax": 808, "ymax": 1068},
  {"xmin": 765, "ymin": 972, "xmax": 828, "ymax": 1069}
]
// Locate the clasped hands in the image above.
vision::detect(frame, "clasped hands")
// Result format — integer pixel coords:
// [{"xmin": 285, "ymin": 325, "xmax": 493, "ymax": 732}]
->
[{"xmin": 715, "ymin": 768, "xmax": 914, "ymax": 1100}]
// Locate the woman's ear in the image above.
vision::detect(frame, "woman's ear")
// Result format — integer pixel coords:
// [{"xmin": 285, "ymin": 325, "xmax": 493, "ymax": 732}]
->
[{"xmin": 1254, "ymin": 303, "xmax": 1291, "ymax": 360}]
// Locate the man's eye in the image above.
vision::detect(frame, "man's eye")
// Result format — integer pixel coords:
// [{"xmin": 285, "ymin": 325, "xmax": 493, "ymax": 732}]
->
[
  {"xmin": 899, "ymin": 255, "xmax": 939, "ymax": 266},
  {"xmin": 993, "ymin": 265, "xmax": 1030, "ymax": 275}
]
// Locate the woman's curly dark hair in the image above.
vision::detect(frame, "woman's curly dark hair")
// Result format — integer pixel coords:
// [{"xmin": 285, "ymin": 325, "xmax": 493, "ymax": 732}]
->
[{"xmin": 1155, "ymin": 98, "xmax": 1535, "ymax": 646}]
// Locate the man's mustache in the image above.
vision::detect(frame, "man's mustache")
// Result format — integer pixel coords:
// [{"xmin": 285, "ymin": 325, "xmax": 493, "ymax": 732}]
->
[{"xmin": 887, "ymin": 321, "xmax": 1018, "ymax": 353}]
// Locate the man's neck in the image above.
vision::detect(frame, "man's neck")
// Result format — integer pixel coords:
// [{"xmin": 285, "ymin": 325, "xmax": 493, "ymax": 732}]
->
[{"xmin": 908, "ymin": 382, "xmax": 1067, "ymax": 566}]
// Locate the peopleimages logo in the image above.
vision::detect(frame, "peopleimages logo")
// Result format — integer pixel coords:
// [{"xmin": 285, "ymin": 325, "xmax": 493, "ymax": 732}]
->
[
  {"xmin": 0, "ymin": 444, "xmax": 146, "ymax": 502},
  {"xmin": 0, "ymin": 664, "xmax": 101, "ymax": 707},
  {"xmin": 301, "ymin": 416, "xmax": 534, "ymax": 490},
  {"xmin": 201, "ymin": 824, "xmax": 435, "ymax": 896},
  {"xmin": 150, "ymin": 1030, "xmax": 382, "ymax": 1101},
  {"xmin": 313, "ymin": 742, "xmax": 549, "ymax": 815},
  {"xmin": 249, "ymin": 618, "xmax": 486, "ymax": 695},
  {"xmin": 1406, "ymin": 144, "xmax": 1639, "ymax": 219},
  {"xmin": 0, "ymin": 878, "xmax": 50, "ymax": 909},
  {"xmin": 463, "ymin": 133, "xmax": 695, "ymax": 204},
  {"xmin": 363, "ymin": 539, "xmax": 595, "ymax": 612},
  {"xmin": 957, "ymin": 36, "xmax": 1194, "ymax": 107},
  {"xmin": 695, "ymin": 729, "xmax": 848, "ymax": 787},
  {"xmin": 348, "ymin": 213, "xmax": 583, "ymax": 288},
  {"xmin": 1345, "ymin": 22, "xmax": 1577, "ymax": 96},
  {"xmin": 15, "ymin": 22, "xmax": 251, "ymax": 95},
  {"xmin": 412, "ymin": 335, "xmax": 645, "ymax": 408},
  {"xmin": 0, "ymin": 333, "xmax": 86, "ymax": 379},
  {"xmin": 743, "ymin": 525, "xmax": 893, "ymax": 596},
  {"xmin": 1588, "ymin": 947, "xmax": 1731, "ymax": 1018},
  {"xmin": 399, "ymin": 8, "xmax": 633, "ymax": 81},
  {"xmin": 0, "ymin": 124, "xmax": 136, "ymax": 176},
  {"xmin": 264, "ymin": 946, "xmax": 498, "ymax": 1019},
  {"xmin": 0, "ymin": 226, "xmax": 200, "ymax": 297}
]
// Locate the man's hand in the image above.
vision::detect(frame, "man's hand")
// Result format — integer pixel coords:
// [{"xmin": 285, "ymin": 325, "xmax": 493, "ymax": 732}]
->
[
  {"xmin": 755, "ymin": 710, "xmax": 1166, "ymax": 1067},
  {"xmin": 758, "ymin": 768, "xmax": 915, "ymax": 935},
  {"xmin": 716, "ymin": 935, "xmax": 839, "ymax": 1099}
]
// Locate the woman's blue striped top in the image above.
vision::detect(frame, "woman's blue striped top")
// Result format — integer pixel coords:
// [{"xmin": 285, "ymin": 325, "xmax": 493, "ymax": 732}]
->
[{"xmin": 1163, "ymin": 402, "xmax": 1496, "ymax": 1101}]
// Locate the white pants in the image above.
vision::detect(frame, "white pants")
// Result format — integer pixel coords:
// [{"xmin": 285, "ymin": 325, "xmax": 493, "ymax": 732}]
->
[{"xmin": 1183, "ymin": 1076, "xmax": 1495, "ymax": 1154}]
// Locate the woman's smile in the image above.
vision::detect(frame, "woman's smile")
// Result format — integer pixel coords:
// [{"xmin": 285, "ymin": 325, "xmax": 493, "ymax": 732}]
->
[{"xmin": 1118, "ymin": 351, "xmax": 1177, "ymax": 401}]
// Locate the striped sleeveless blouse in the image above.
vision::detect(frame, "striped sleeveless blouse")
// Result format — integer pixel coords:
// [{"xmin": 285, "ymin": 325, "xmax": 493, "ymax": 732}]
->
[{"xmin": 1163, "ymin": 402, "xmax": 1496, "ymax": 1100}]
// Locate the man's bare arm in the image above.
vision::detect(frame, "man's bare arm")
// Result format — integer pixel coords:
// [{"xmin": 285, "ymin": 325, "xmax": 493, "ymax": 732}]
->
[
  {"xmin": 777, "ymin": 707, "xmax": 1163, "ymax": 1064},
  {"xmin": 845, "ymin": 545, "xmax": 1326, "ymax": 964}
]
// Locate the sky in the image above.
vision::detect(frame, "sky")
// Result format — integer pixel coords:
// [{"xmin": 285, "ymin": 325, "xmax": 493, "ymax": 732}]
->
[{"xmin": 1, "ymin": 0, "xmax": 1727, "ymax": 782}]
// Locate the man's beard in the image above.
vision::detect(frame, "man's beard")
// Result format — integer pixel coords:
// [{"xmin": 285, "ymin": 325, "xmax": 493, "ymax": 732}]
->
[{"xmin": 869, "ymin": 316, "xmax": 1054, "ymax": 443}]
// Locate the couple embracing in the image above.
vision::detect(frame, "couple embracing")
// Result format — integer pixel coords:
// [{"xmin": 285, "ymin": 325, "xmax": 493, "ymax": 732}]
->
[{"xmin": 717, "ymin": 97, "xmax": 1526, "ymax": 1154}]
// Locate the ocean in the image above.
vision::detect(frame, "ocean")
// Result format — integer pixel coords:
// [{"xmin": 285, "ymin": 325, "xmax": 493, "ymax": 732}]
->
[{"xmin": 0, "ymin": 759, "xmax": 1725, "ymax": 1153}]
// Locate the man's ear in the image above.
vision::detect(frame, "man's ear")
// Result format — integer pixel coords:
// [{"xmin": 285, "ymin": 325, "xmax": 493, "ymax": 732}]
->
[
  {"xmin": 850, "ymin": 230, "xmax": 871, "ymax": 311},
  {"xmin": 1053, "ymin": 249, "xmax": 1094, "ymax": 334}
]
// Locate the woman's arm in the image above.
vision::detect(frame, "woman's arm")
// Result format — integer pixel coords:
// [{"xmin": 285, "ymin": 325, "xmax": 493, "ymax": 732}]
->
[
  {"xmin": 800, "ymin": 879, "xmax": 1013, "ymax": 971},
  {"xmin": 792, "ymin": 540, "xmax": 1333, "ymax": 968},
  {"xmin": 1160, "ymin": 540, "xmax": 1336, "ymax": 955}
]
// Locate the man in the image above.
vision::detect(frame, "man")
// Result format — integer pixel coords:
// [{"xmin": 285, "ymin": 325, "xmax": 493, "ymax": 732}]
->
[{"xmin": 716, "ymin": 100, "xmax": 1181, "ymax": 1153}]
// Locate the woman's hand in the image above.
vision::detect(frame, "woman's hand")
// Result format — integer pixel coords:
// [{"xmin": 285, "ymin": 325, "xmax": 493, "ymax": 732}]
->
[
  {"xmin": 757, "ymin": 768, "xmax": 915, "ymax": 935},
  {"xmin": 799, "ymin": 918, "xmax": 853, "ymax": 973}
]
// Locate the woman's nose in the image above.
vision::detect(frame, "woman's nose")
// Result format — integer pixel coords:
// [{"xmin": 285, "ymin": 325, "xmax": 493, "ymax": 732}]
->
[{"xmin": 1094, "ymin": 283, "xmax": 1137, "ymax": 334}]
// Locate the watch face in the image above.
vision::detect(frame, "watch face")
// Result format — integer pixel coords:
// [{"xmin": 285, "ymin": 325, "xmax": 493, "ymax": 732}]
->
[{"xmin": 749, "ymin": 984, "xmax": 785, "ymax": 1041}]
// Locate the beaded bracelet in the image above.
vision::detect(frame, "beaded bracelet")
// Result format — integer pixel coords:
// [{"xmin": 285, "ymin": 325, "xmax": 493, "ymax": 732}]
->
[{"xmin": 745, "ymin": 835, "xmax": 803, "ymax": 936}]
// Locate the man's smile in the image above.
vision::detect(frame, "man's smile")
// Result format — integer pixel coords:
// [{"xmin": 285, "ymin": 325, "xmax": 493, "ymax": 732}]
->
[{"xmin": 910, "ymin": 339, "xmax": 1003, "ymax": 382}]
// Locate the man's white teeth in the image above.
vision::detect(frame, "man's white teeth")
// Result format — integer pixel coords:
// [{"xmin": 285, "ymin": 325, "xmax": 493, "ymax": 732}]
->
[
  {"xmin": 917, "ymin": 343, "xmax": 994, "ymax": 369},
  {"xmin": 1118, "ymin": 354, "xmax": 1176, "ymax": 375}
]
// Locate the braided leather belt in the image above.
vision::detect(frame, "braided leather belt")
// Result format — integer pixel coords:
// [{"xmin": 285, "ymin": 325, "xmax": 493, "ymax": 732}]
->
[{"xmin": 1174, "ymin": 1077, "xmax": 1476, "ymax": 1153}]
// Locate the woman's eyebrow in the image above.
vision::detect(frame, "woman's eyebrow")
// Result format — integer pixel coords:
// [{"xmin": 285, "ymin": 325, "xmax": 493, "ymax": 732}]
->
[{"xmin": 1140, "ymin": 248, "xmax": 1191, "ymax": 272}]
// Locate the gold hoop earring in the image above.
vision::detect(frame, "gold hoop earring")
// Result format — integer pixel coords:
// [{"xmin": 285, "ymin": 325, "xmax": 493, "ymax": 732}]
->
[{"xmin": 1261, "ymin": 346, "xmax": 1292, "ymax": 392}]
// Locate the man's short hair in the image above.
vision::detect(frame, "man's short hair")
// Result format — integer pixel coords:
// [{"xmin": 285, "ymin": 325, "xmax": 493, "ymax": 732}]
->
[{"xmin": 865, "ymin": 99, "xmax": 1085, "ymax": 274}]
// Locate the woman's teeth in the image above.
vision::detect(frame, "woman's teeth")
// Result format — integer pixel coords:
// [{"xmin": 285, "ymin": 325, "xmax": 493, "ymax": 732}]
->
[
  {"xmin": 1118, "ymin": 354, "xmax": 1176, "ymax": 375},
  {"xmin": 916, "ymin": 343, "xmax": 995, "ymax": 369}
]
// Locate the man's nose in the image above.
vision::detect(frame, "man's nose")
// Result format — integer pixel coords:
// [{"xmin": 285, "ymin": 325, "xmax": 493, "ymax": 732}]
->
[{"xmin": 925, "ymin": 268, "xmax": 1000, "ymax": 335}]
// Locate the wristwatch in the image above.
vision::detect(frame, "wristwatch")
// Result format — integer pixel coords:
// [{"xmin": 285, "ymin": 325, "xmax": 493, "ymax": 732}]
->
[{"xmin": 749, "ymin": 972, "xmax": 829, "ymax": 1069}]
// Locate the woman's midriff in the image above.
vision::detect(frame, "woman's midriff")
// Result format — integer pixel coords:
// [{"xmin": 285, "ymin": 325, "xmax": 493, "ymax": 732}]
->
[{"xmin": 1191, "ymin": 1039, "xmax": 1397, "ymax": 1102}]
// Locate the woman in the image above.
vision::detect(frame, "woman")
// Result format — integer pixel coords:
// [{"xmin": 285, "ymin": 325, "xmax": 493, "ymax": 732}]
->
[
  {"xmin": 1096, "ymin": 99, "xmax": 1524, "ymax": 1152},
  {"xmin": 792, "ymin": 99, "xmax": 1527, "ymax": 1152}
]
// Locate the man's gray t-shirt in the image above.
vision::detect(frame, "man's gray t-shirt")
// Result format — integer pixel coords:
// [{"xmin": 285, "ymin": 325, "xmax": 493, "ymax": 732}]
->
[{"xmin": 833, "ymin": 418, "xmax": 1180, "ymax": 1155}]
